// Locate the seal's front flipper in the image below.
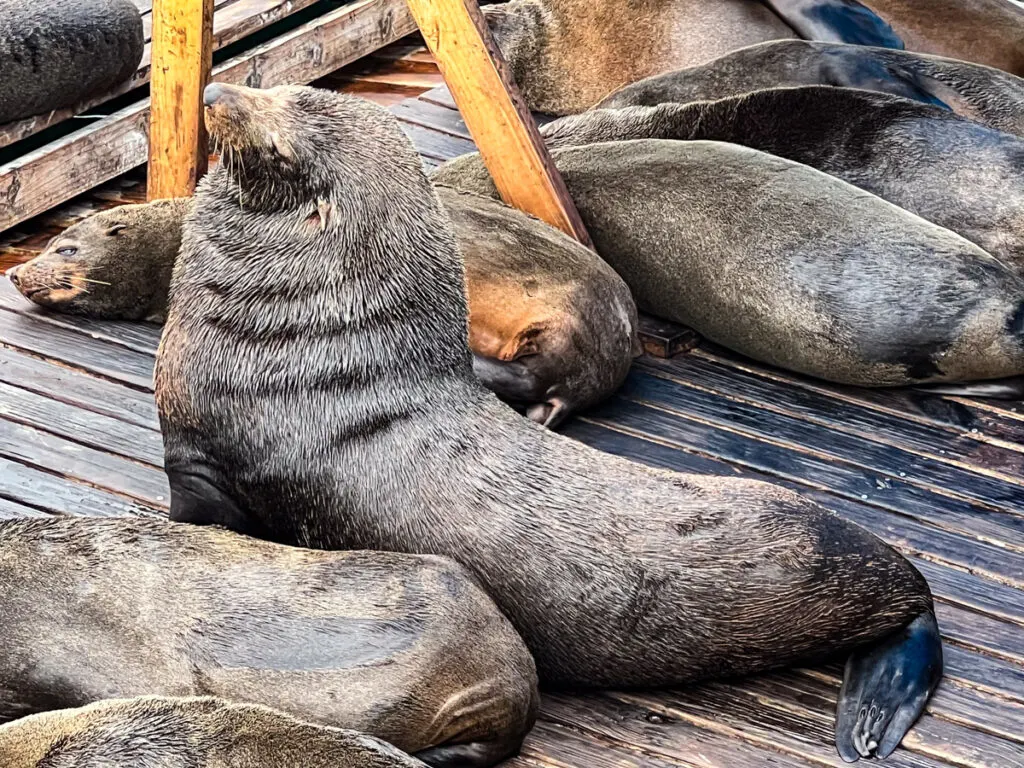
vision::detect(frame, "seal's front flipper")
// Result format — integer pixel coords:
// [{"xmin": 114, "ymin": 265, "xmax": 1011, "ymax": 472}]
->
[
  {"xmin": 167, "ymin": 465, "xmax": 258, "ymax": 536},
  {"xmin": 472, "ymin": 354, "xmax": 545, "ymax": 403},
  {"xmin": 913, "ymin": 377, "xmax": 1024, "ymax": 400},
  {"xmin": 836, "ymin": 611, "xmax": 942, "ymax": 762},
  {"xmin": 763, "ymin": 0, "xmax": 905, "ymax": 49},
  {"xmin": 415, "ymin": 739, "xmax": 523, "ymax": 768}
]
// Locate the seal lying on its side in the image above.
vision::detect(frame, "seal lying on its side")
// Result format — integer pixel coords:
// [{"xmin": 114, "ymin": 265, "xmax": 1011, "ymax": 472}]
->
[
  {"xmin": 0, "ymin": 518, "xmax": 538, "ymax": 768},
  {"xmin": 0, "ymin": 0, "xmax": 145, "ymax": 123},
  {"xmin": 546, "ymin": 86, "xmax": 1024, "ymax": 270},
  {"xmin": 435, "ymin": 140, "xmax": 1024, "ymax": 393},
  {"xmin": 0, "ymin": 697, "xmax": 429, "ymax": 768},
  {"xmin": 483, "ymin": 0, "xmax": 795, "ymax": 114},
  {"xmin": 762, "ymin": 0, "xmax": 1024, "ymax": 77},
  {"xmin": 8, "ymin": 191, "xmax": 638, "ymax": 428},
  {"xmin": 156, "ymin": 82, "xmax": 943, "ymax": 763},
  {"xmin": 597, "ymin": 40, "xmax": 1024, "ymax": 139}
]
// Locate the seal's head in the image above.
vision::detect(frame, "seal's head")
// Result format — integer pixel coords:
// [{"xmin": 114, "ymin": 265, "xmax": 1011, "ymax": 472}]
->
[
  {"xmin": 202, "ymin": 82, "xmax": 427, "ymax": 217},
  {"xmin": 6, "ymin": 199, "xmax": 187, "ymax": 323}
]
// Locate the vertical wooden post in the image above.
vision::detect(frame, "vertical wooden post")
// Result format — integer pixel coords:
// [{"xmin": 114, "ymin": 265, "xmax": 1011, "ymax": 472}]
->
[
  {"xmin": 405, "ymin": 0, "xmax": 592, "ymax": 247},
  {"xmin": 147, "ymin": 0, "xmax": 215, "ymax": 200}
]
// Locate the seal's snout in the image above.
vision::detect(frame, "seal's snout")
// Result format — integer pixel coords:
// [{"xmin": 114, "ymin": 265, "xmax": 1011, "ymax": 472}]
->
[
  {"xmin": 203, "ymin": 83, "xmax": 236, "ymax": 109},
  {"xmin": 6, "ymin": 264, "xmax": 21, "ymax": 287}
]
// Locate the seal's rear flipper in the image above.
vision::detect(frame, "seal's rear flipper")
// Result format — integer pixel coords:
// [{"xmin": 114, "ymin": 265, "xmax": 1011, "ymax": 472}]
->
[
  {"xmin": 414, "ymin": 738, "xmax": 523, "ymax": 768},
  {"xmin": 913, "ymin": 377, "xmax": 1024, "ymax": 400},
  {"xmin": 763, "ymin": 0, "xmax": 906, "ymax": 49},
  {"xmin": 167, "ymin": 466, "xmax": 259, "ymax": 537},
  {"xmin": 836, "ymin": 611, "xmax": 942, "ymax": 762},
  {"xmin": 472, "ymin": 354, "xmax": 545, "ymax": 403}
]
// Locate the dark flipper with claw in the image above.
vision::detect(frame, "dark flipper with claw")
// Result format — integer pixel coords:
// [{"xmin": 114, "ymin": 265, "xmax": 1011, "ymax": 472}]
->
[
  {"xmin": 167, "ymin": 465, "xmax": 264, "ymax": 538},
  {"xmin": 836, "ymin": 611, "xmax": 942, "ymax": 762},
  {"xmin": 763, "ymin": 0, "xmax": 906, "ymax": 49},
  {"xmin": 415, "ymin": 738, "xmax": 524, "ymax": 768}
]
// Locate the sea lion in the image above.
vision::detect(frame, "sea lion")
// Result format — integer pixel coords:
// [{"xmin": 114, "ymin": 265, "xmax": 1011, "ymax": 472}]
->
[
  {"xmin": 155, "ymin": 82, "xmax": 944, "ymax": 762},
  {"xmin": 8, "ymin": 191, "xmax": 638, "ymax": 428},
  {"xmin": 545, "ymin": 87, "xmax": 1024, "ymax": 270},
  {"xmin": 6, "ymin": 199, "xmax": 189, "ymax": 323},
  {"xmin": 0, "ymin": 517, "xmax": 538, "ymax": 768},
  {"xmin": 761, "ymin": 0, "xmax": 1024, "ymax": 77},
  {"xmin": 597, "ymin": 40, "xmax": 1024, "ymax": 139},
  {"xmin": 0, "ymin": 0, "xmax": 144, "ymax": 123},
  {"xmin": 483, "ymin": 0, "xmax": 796, "ymax": 114},
  {"xmin": 0, "ymin": 696, "xmax": 428, "ymax": 767},
  {"xmin": 434, "ymin": 141, "xmax": 1024, "ymax": 394}
]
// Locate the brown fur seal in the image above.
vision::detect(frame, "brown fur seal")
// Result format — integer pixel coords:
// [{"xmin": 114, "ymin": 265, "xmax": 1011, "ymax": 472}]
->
[
  {"xmin": 434, "ymin": 140, "xmax": 1024, "ymax": 394},
  {"xmin": 0, "ymin": 517, "xmax": 538, "ymax": 768},
  {"xmin": 5, "ymin": 199, "xmax": 190, "ymax": 323},
  {"xmin": 8, "ymin": 192, "xmax": 637, "ymax": 428},
  {"xmin": 155, "ymin": 82, "xmax": 943, "ymax": 762},
  {"xmin": 483, "ymin": 0, "xmax": 796, "ymax": 114},
  {"xmin": 597, "ymin": 40, "xmax": 1024, "ymax": 139},
  {"xmin": 545, "ymin": 86, "xmax": 1024, "ymax": 270},
  {"xmin": 762, "ymin": 0, "xmax": 1024, "ymax": 76},
  {"xmin": 0, "ymin": 696, "xmax": 429, "ymax": 767},
  {"xmin": 0, "ymin": 0, "xmax": 144, "ymax": 123}
]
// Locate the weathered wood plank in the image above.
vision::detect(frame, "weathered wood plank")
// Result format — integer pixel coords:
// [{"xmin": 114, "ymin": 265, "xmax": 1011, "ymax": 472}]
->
[
  {"xmin": 390, "ymin": 98, "xmax": 472, "ymax": 140},
  {"xmin": 405, "ymin": 0, "xmax": 592, "ymax": 245},
  {"xmin": 0, "ymin": 496, "xmax": 50, "ymax": 519},
  {"xmin": 640, "ymin": 354, "xmax": 1024, "ymax": 482},
  {"xmin": 0, "ymin": 420, "xmax": 168, "ymax": 508},
  {"xmin": 0, "ymin": 382, "xmax": 163, "ymax": 466},
  {"xmin": 0, "ymin": 346, "xmax": 159, "ymax": 430},
  {"xmin": 0, "ymin": 311, "xmax": 155, "ymax": 390},
  {"xmin": 398, "ymin": 121, "xmax": 477, "ymax": 162},
  {"xmin": 0, "ymin": 0, "xmax": 418, "ymax": 231},
  {"xmin": 0, "ymin": 458, "xmax": 161, "ymax": 518}
]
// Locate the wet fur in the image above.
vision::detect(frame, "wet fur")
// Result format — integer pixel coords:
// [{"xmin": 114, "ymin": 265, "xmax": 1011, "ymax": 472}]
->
[
  {"xmin": 156, "ymin": 84, "xmax": 940, "ymax": 759},
  {"xmin": 11, "ymin": 190, "xmax": 636, "ymax": 426},
  {"xmin": 598, "ymin": 40, "xmax": 1024, "ymax": 139},
  {"xmin": 0, "ymin": 0, "xmax": 144, "ymax": 123},
  {"xmin": 0, "ymin": 696, "xmax": 430, "ymax": 767},
  {"xmin": 547, "ymin": 87, "xmax": 1024, "ymax": 269},
  {"xmin": 6, "ymin": 199, "xmax": 190, "ymax": 323},
  {"xmin": 483, "ymin": 0, "xmax": 795, "ymax": 114},
  {"xmin": 0, "ymin": 518, "xmax": 538, "ymax": 766},
  {"xmin": 434, "ymin": 140, "xmax": 1024, "ymax": 389}
]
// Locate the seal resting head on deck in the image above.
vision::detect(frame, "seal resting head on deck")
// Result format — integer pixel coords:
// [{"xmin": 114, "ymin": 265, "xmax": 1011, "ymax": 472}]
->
[
  {"xmin": 0, "ymin": 696, "xmax": 430, "ymax": 767},
  {"xmin": 155, "ymin": 82, "xmax": 943, "ymax": 762},
  {"xmin": 597, "ymin": 40, "xmax": 1024, "ymax": 140},
  {"xmin": 9, "ymin": 190, "xmax": 637, "ymax": 428},
  {"xmin": 433, "ymin": 139, "xmax": 1024, "ymax": 399},
  {"xmin": 0, "ymin": 518, "xmax": 539, "ymax": 768}
]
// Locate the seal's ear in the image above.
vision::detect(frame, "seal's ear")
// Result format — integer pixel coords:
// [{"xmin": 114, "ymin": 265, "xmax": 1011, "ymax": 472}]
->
[
  {"xmin": 105, "ymin": 224, "xmax": 128, "ymax": 236},
  {"xmin": 306, "ymin": 200, "xmax": 334, "ymax": 232}
]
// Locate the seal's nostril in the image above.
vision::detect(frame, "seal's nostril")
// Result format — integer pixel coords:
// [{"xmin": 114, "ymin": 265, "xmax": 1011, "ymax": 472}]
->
[
  {"xmin": 203, "ymin": 83, "xmax": 230, "ymax": 109},
  {"xmin": 6, "ymin": 265, "xmax": 20, "ymax": 286}
]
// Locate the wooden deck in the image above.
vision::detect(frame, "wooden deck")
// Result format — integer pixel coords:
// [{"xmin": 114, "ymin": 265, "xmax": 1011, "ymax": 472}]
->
[{"xmin": 1, "ymin": 47, "xmax": 1023, "ymax": 768}]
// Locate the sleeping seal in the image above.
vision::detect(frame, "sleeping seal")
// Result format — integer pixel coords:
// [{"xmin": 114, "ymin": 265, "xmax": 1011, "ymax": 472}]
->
[
  {"xmin": 762, "ymin": 0, "xmax": 1024, "ymax": 77},
  {"xmin": 0, "ymin": 518, "xmax": 538, "ymax": 768},
  {"xmin": 155, "ymin": 82, "xmax": 943, "ymax": 762},
  {"xmin": 435, "ymin": 140, "xmax": 1024, "ymax": 393},
  {"xmin": 0, "ymin": 696, "xmax": 428, "ymax": 767},
  {"xmin": 598, "ymin": 40, "xmax": 1024, "ymax": 139},
  {"xmin": 546, "ymin": 86, "xmax": 1024, "ymax": 269},
  {"xmin": 483, "ymin": 0, "xmax": 796, "ymax": 114},
  {"xmin": 0, "ymin": 0, "xmax": 144, "ymax": 123},
  {"xmin": 7, "ymin": 190, "xmax": 638, "ymax": 427}
]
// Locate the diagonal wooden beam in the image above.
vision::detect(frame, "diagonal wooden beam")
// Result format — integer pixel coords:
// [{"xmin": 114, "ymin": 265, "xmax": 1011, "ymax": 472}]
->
[
  {"xmin": 405, "ymin": 0, "xmax": 592, "ymax": 247},
  {"xmin": 147, "ymin": 0, "xmax": 215, "ymax": 200}
]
